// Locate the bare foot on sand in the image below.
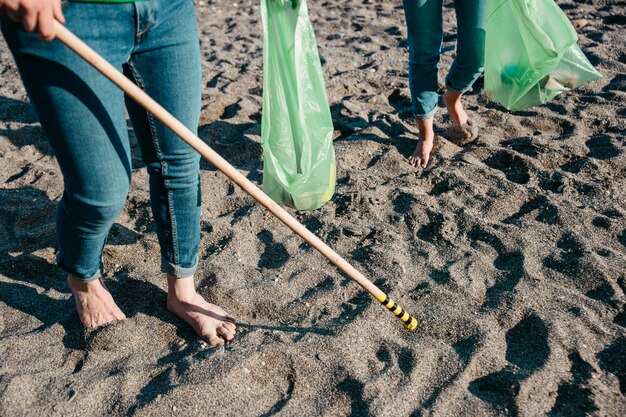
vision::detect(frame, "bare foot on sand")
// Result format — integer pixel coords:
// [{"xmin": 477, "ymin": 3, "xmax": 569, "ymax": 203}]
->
[
  {"xmin": 408, "ymin": 117, "xmax": 435, "ymax": 168},
  {"xmin": 166, "ymin": 274, "xmax": 236, "ymax": 346},
  {"xmin": 68, "ymin": 275, "xmax": 126, "ymax": 329},
  {"xmin": 443, "ymin": 90, "xmax": 468, "ymax": 127},
  {"xmin": 442, "ymin": 90, "xmax": 478, "ymax": 145}
]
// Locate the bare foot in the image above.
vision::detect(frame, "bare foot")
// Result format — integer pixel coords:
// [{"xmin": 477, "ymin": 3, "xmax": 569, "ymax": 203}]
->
[
  {"xmin": 166, "ymin": 274, "xmax": 236, "ymax": 346},
  {"xmin": 408, "ymin": 117, "xmax": 435, "ymax": 169},
  {"xmin": 68, "ymin": 275, "xmax": 126, "ymax": 329},
  {"xmin": 443, "ymin": 90, "xmax": 468, "ymax": 127}
]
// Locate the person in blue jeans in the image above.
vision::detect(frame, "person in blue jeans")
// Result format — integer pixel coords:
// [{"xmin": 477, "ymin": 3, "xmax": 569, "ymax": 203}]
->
[
  {"xmin": 402, "ymin": 0, "xmax": 486, "ymax": 168},
  {"xmin": 0, "ymin": 0, "xmax": 236, "ymax": 346}
]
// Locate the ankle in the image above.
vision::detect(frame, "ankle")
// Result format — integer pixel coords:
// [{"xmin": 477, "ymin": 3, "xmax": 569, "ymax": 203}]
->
[
  {"xmin": 443, "ymin": 90, "xmax": 468, "ymax": 127},
  {"xmin": 68, "ymin": 275, "xmax": 100, "ymax": 292},
  {"xmin": 420, "ymin": 130, "xmax": 435, "ymax": 142},
  {"xmin": 167, "ymin": 274, "xmax": 197, "ymax": 302},
  {"xmin": 416, "ymin": 118, "xmax": 434, "ymax": 141}
]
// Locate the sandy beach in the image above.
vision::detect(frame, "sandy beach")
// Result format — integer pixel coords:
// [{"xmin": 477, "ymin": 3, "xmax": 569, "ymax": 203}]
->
[{"xmin": 1, "ymin": 0, "xmax": 625, "ymax": 415}]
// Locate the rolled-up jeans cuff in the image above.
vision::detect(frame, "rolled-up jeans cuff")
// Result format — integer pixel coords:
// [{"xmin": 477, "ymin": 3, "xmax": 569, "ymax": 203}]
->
[
  {"xmin": 413, "ymin": 105, "xmax": 438, "ymax": 120},
  {"xmin": 445, "ymin": 80, "xmax": 471, "ymax": 95},
  {"xmin": 161, "ymin": 256, "xmax": 198, "ymax": 279},
  {"xmin": 56, "ymin": 253, "xmax": 102, "ymax": 282}
]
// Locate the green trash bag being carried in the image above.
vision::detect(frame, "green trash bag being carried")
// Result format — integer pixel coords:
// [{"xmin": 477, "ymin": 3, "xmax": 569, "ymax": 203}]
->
[
  {"xmin": 260, "ymin": 0, "xmax": 335, "ymax": 211},
  {"xmin": 484, "ymin": 0, "xmax": 601, "ymax": 111}
]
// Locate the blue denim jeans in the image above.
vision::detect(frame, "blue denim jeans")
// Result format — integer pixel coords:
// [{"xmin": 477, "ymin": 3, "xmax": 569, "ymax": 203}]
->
[
  {"xmin": 1, "ymin": 0, "xmax": 202, "ymax": 281},
  {"xmin": 402, "ymin": 0, "xmax": 487, "ymax": 119}
]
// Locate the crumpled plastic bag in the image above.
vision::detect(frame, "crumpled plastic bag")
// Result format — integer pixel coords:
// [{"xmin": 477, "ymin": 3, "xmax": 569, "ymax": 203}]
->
[
  {"xmin": 260, "ymin": 0, "xmax": 336, "ymax": 211},
  {"xmin": 484, "ymin": 0, "xmax": 601, "ymax": 110}
]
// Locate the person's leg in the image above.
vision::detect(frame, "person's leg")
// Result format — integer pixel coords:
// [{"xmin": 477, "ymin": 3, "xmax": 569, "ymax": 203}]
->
[
  {"xmin": 442, "ymin": 89, "xmax": 467, "ymax": 127},
  {"xmin": 408, "ymin": 118, "xmax": 436, "ymax": 169},
  {"xmin": 125, "ymin": 0, "xmax": 235, "ymax": 345},
  {"xmin": 403, "ymin": 0, "xmax": 443, "ymax": 120},
  {"xmin": 444, "ymin": 0, "xmax": 487, "ymax": 128},
  {"xmin": 1, "ymin": 3, "xmax": 136, "ymax": 328},
  {"xmin": 402, "ymin": 0, "xmax": 443, "ymax": 168}
]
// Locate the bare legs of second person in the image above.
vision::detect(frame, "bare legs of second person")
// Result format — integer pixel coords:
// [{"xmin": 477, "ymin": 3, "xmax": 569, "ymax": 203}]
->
[
  {"xmin": 442, "ymin": 90, "xmax": 468, "ymax": 127},
  {"xmin": 408, "ymin": 117, "xmax": 435, "ymax": 169},
  {"xmin": 408, "ymin": 89, "xmax": 472, "ymax": 169},
  {"xmin": 68, "ymin": 274, "xmax": 236, "ymax": 346},
  {"xmin": 442, "ymin": 89, "xmax": 477, "ymax": 146}
]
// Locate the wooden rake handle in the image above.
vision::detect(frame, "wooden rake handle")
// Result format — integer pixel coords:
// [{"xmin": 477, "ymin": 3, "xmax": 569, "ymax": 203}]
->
[{"xmin": 52, "ymin": 21, "xmax": 418, "ymax": 331}]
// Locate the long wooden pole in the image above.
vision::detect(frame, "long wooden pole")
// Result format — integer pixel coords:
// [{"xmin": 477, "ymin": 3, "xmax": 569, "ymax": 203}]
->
[{"xmin": 53, "ymin": 21, "xmax": 417, "ymax": 330}]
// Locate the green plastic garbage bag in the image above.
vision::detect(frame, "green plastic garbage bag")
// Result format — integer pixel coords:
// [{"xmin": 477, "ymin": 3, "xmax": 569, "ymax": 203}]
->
[
  {"xmin": 260, "ymin": 0, "xmax": 336, "ymax": 211},
  {"xmin": 484, "ymin": 0, "xmax": 601, "ymax": 111}
]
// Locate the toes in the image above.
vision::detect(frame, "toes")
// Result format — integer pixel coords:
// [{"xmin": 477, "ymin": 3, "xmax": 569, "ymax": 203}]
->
[
  {"xmin": 217, "ymin": 325, "xmax": 235, "ymax": 341},
  {"xmin": 222, "ymin": 321, "xmax": 236, "ymax": 333},
  {"xmin": 205, "ymin": 332, "xmax": 225, "ymax": 347}
]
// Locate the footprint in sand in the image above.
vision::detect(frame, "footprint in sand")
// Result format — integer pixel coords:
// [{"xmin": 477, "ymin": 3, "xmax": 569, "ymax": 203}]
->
[
  {"xmin": 337, "ymin": 377, "xmax": 370, "ymax": 417},
  {"xmin": 503, "ymin": 195, "xmax": 561, "ymax": 226},
  {"xmin": 543, "ymin": 231, "xmax": 585, "ymax": 276},
  {"xmin": 585, "ymin": 135, "xmax": 621, "ymax": 160},
  {"xmin": 483, "ymin": 150, "xmax": 532, "ymax": 185},
  {"xmin": 548, "ymin": 352, "xmax": 598, "ymax": 416},
  {"xmin": 257, "ymin": 230, "xmax": 290, "ymax": 270},
  {"xmin": 467, "ymin": 225, "xmax": 525, "ymax": 310},
  {"xmin": 469, "ymin": 314, "xmax": 550, "ymax": 414},
  {"xmin": 597, "ymin": 337, "xmax": 626, "ymax": 396},
  {"xmin": 375, "ymin": 342, "xmax": 415, "ymax": 376}
]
